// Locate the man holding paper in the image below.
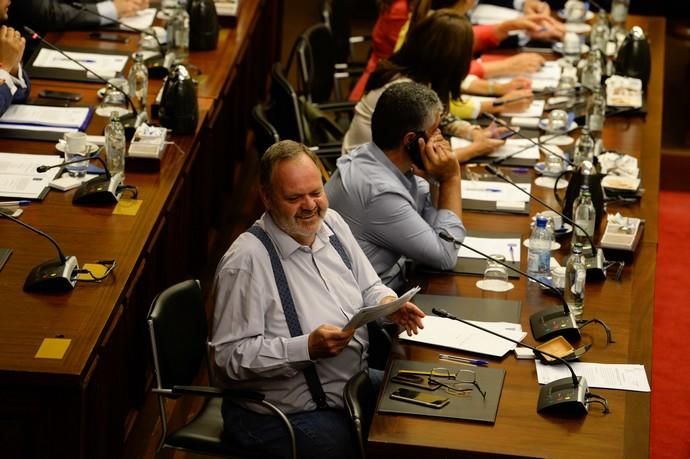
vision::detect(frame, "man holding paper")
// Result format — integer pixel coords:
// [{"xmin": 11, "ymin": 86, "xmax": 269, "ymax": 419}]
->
[
  {"xmin": 211, "ymin": 140, "xmax": 424, "ymax": 459},
  {"xmin": 0, "ymin": 3, "xmax": 30, "ymax": 116}
]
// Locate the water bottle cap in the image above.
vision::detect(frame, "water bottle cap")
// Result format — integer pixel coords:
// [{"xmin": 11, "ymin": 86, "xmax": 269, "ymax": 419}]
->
[
  {"xmin": 572, "ymin": 243, "xmax": 584, "ymax": 254},
  {"xmin": 536, "ymin": 216, "xmax": 548, "ymax": 228}
]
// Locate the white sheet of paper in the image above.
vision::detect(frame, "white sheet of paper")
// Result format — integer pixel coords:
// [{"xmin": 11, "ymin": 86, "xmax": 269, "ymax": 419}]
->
[
  {"xmin": 0, "ymin": 105, "xmax": 91, "ymax": 129},
  {"xmin": 470, "ymin": 4, "xmax": 521, "ymax": 24},
  {"xmin": 490, "ymin": 61, "xmax": 561, "ymax": 91},
  {"xmin": 32, "ymin": 48, "xmax": 128, "ymax": 76},
  {"xmin": 535, "ymin": 361, "xmax": 651, "ymax": 392},
  {"xmin": 0, "ymin": 152, "xmax": 62, "ymax": 199},
  {"xmin": 462, "ymin": 180, "xmax": 531, "ymax": 202},
  {"xmin": 344, "ymin": 286, "xmax": 420, "ymax": 331},
  {"xmin": 119, "ymin": 8, "xmax": 157, "ymax": 30},
  {"xmin": 452, "ymin": 137, "xmax": 540, "ymax": 160},
  {"xmin": 0, "ymin": 124, "xmax": 77, "ymax": 133},
  {"xmin": 400, "ymin": 316, "xmax": 526, "ymax": 358},
  {"xmin": 457, "ymin": 235, "xmax": 521, "ymax": 262},
  {"xmin": 465, "ymin": 96, "xmax": 545, "ymax": 118}
]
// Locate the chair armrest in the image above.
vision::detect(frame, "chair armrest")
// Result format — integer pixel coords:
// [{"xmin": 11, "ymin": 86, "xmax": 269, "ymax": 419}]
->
[
  {"xmin": 171, "ymin": 385, "xmax": 266, "ymax": 402},
  {"xmin": 316, "ymin": 101, "xmax": 356, "ymax": 113}
]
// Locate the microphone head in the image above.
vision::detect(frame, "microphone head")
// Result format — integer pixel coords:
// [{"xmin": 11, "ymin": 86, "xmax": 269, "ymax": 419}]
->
[
  {"xmin": 36, "ymin": 166, "xmax": 50, "ymax": 173},
  {"xmin": 432, "ymin": 308, "xmax": 450, "ymax": 318},
  {"xmin": 23, "ymin": 26, "xmax": 40, "ymax": 38},
  {"xmin": 438, "ymin": 231, "xmax": 454, "ymax": 243}
]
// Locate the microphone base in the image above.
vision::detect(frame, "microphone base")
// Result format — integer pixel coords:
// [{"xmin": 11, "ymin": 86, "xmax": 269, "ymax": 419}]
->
[
  {"xmin": 537, "ymin": 376, "xmax": 589, "ymax": 417},
  {"xmin": 144, "ymin": 55, "xmax": 169, "ymax": 79},
  {"xmin": 585, "ymin": 248, "xmax": 607, "ymax": 282},
  {"xmin": 530, "ymin": 307, "xmax": 581, "ymax": 343},
  {"xmin": 73, "ymin": 173, "xmax": 123, "ymax": 205},
  {"xmin": 24, "ymin": 256, "xmax": 79, "ymax": 293}
]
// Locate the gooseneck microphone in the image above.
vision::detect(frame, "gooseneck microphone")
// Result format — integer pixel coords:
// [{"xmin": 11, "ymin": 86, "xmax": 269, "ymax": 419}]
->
[
  {"xmin": 37, "ymin": 153, "xmax": 136, "ymax": 205},
  {"xmin": 23, "ymin": 26, "xmax": 140, "ymax": 132},
  {"xmin": 439, "ymin": 232, "xmax": 580, "ymax": 342},
  {"xmin": 0, "ymin": 209, "xmax": 79, "ymax": 292},
  {"xmin": 483, "ymin": 163, "xmax": 607, "ymax": 281},
  {"xmin": 69, "ymin": 2, "xmax": 168, "ymax": 78},
  {"xmin": 432, "ymin": 308, "xmax": 608, "ymax": 417}
]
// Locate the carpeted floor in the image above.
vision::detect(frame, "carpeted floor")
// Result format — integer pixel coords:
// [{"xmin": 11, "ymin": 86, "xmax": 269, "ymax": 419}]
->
[{"xmin": 650, "ymin": 189, "xmax": 690, "ymax": 459}]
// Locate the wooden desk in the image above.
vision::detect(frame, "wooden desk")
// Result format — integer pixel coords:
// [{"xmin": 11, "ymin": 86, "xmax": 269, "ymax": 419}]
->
[
  {"xmin": 0, "ymin": 2, "xmax": 282, "ymax": 458},
  {"xmin": 368, "ymin": 15, "xmax": 663, "ymax": 459}
]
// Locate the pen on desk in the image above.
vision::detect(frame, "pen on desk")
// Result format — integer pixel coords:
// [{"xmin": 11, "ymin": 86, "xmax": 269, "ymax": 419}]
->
[
  {"xmin": 0, "ymin": 200, "xmax": 30, "ymax": 206},
  {"xmin": 508, "ymin": 243, "xmax": 516, "ymax": 263},
  {"xmin": 57, "ymin": 57, "xmax": 97, "ymax": 64},
  {"xmin": 438, "ymin": 354, "xmax": 488, "ymax": 366},
  {"xmin": 466, "ymin": 187, "xmax": 502, "ymax": 192},
  {"xmin": 492, "ymin": 94, "xmax": 534, "ymax": 107}
]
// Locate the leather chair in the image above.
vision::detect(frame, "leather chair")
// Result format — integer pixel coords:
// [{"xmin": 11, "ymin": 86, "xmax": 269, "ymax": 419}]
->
[
  {"xmin": 251, "ymin": 103, "xmax": 280, "ymax": 158},
  {"xmin": 343, "ymin": 369, "xmax": 376, "ymax": 459},
  {"xmin": 147, "ymin": 279, "xmax": 296, "ymax": 458}
]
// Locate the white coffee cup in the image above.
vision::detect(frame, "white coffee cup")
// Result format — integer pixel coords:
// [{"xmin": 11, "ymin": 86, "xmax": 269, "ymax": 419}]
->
[{"xmin": 64, "ymin": 131, "xmax": 87, "ymax": 154}]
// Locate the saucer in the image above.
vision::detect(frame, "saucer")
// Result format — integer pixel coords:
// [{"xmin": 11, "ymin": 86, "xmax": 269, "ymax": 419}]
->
[
  {"xmin": 55, "ymin": 141, "xmax": 100, "ymax": 154},
  {"xmin": 538, "ymin": 118, "xmax": 578, "ymax": 134},
  {"xmin": 523, "ymin": 239, "xmax": 561, "ymax": 251},
  {"xmin": 554, "ymin": 223, "xmax": 574, "ymax": 236},
  {"xmin": 552, "ymin": 42, "xmax": 590, "ymax": 55},
  {"xmin": 557, "ymin": 9, "xmax": 594, "ymax": 21},
  {"xmin": 539, "ymin": 134, "xmax": 574, "ymax": 146},
  {"xmin": 476, "ymin": 279, "xmax": 515, "ymax": 292}
]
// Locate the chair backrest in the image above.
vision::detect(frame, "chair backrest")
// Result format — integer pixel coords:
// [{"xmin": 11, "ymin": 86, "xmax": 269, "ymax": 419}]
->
[
  {"xmin": 321, "ymin": 0, "xmax": 351, "ymax": 63},
  {"xmin": 343, "ymin": 369, "xmax": 375, "ymax": 459},
  {"xmin": 294, "ymin": 23, "xmax": 338, "ymax": 104},
  {"xmin": 148, "ymin": 279, "xmax": 207, "ymax": 390},
  {"xmin": 269, "ymin": 62, "xmax": 306, "ymax": 143},
  {"xmin": 251, "ymin": 103, "xmax": 280, "ymax": 157}
]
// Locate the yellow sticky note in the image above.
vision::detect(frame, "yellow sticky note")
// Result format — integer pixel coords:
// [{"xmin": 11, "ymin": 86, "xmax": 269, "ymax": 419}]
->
[
  {"xmin": 113, "ymin": 198, "xmax": 143, "ymax": 216},
  {"xmin": 76, "ymin": 263, "xmax": 109, "ymax": 281},
  {"xmin": 35, "ymin": 338, "xmax": 71, "ymax": 359}
]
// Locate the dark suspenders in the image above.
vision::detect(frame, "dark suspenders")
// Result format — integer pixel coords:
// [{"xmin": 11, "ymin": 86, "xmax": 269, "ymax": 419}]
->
[{"xmin": 246, "ymin": 222, "xmax": 352, "ymax": 409}]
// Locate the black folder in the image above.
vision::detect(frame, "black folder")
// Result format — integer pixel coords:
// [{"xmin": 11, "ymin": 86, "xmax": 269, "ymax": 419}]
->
[
  {"xmin": 412, "ymin": 294, "xmax": 521, "ymax": 324},
  {"xmin": 377, "ymin": 359, "xmax": 506, "ymax": 424},
  {"xmin": 25, "ymin": 45, "xmax": 130, "ymax": 83}
]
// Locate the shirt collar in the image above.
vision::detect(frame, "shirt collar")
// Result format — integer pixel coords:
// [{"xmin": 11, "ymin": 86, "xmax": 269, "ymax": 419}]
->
[
  {"xmin": 261, "ymin": 211, "xmax": 332, "ymax": 259},
  {"xmin": 368, "ymin": 142, "xmax": 416, "ymax": 190}
]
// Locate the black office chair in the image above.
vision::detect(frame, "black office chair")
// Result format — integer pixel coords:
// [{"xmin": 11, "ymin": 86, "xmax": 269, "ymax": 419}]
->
[
  {"xmin": 343, "ymin": 370, "xmax": 376, "ymax": 459},
  {"xmin": 268, "ymin": 62, "xmax": 343, "ymax": 176},
  {"xmin": 147, "ymin": 279, "xmax": 296, "ymax": 458},
  {"xmin": 287, "ymin": 23, "xmax": 361, "ymax": 107},
  {"xmin": 251, "ymin": 103, "xmax": 280, "ymax": 158},
  {"xmin": 321, "ymin": 0, "xmax": 371, "ymax": 67}
]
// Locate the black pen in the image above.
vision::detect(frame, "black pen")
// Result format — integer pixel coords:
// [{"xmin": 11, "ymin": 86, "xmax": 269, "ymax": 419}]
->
[{"xmin": 492, "ymin": 95, "xmax": 534, "ymax": 107}]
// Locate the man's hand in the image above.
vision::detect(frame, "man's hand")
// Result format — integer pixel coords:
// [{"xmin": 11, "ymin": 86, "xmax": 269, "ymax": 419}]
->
[
  {"xmin": 386, "ymin": 301, "xmax": 425, "ymax": 336},
  {"xmin": 0, "ymin": 26, "xmax": 25, "ymax": 77},
  {"xmin": 114, "ymin": 0, "xmax": 149, "ymax": 18},
  {"xmin": 419, "ymin": 130, "xmax": 460, "ymax": 184},
  {"xmin": 308, "ymin": 324, "xmax": 355, "ymax": 359}
]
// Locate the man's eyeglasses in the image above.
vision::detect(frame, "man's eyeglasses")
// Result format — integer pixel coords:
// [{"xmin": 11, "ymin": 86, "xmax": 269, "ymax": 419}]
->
[{"xmin": 428, "ymin": 367, "xmax": 487, "ymax": 399}]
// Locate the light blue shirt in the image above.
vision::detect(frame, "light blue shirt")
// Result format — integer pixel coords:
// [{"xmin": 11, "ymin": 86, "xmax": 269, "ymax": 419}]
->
[
  {"xmin": 211, "ymin": 209, "xmax": 395, "ymax": 413},
  {"xmin": 325, "ymin": 142, "xmax": 466, "ymax": 290}
]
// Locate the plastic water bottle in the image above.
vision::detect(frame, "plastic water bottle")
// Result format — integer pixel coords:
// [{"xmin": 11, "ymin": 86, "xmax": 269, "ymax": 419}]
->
[
  {"xmin": 528, "ymin": 216, "xmax": 551, "ymax": 282},
  {"xmin": 169, "ymin": 5, "xmax": 190, "ymax": 64},
  {"xmin": 610, "ymin": 0, "xmax": 630, "ymax": 30},
  {"xmin": 580, "ymin": 50, "xmax": 602, "ymax": 91},
  {"xmin": 105, "ymin": 112, "xmax": 126, "ymax": 178},
  {"xmin": 573, "ymin": 126, "xmax": 595, "ymax": 166},
  {"xmin": 573, "ymin": 186, "xmax": 596, "ymax": 250},
  {"xmin": 128, "ymin": 53, "xmax": 149, "ymax": 116},
  {"xmin": 590, "ymin": 10, "xmax": 610, "ymax": 53},
  {"xmin": 587, "ymin": 86, "xmax": 606, "ymax": 134},
  {"xmin": 565, "ymin": 243, "xmax": 587, "ymax": 317}
]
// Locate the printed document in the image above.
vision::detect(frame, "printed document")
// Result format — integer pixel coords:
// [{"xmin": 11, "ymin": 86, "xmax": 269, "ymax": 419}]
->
[
  {"xmin": 461, "ymin": 180, "xmax": 531, "ymax": 202},
  {"xmin": 344, "ymin": 286, "xmax": 421, "ymax": 330},
  {"xmin": 32, "ymin": 48, "xmax": 128, "ymax": 77},
  {"xmin": 535, "ymin": 361, "xmax": 651, "ymax": 392},
  {"xmin": 0, "ymin": 105, "xmax": 91, "ymax": 129},
  {"xmin": 400, "ymin": 316, "xmax": 526, "ymax": 357},
  {"xmin": 457, "ymin": 235, "xmax": 521, "ymax": 262},
  {"xmin": 0, "ymin": 153, "xmax": 62, "ymax": 199}
]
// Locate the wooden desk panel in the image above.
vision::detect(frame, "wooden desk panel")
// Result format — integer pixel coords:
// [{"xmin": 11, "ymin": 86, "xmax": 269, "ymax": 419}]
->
[
  {"xmin": 0, "ymin": 1, "xmax": 281, "ymax": 457},
  {"xmin": 368, "ymin": 16, "xmax": 664, "ymax": 459}
]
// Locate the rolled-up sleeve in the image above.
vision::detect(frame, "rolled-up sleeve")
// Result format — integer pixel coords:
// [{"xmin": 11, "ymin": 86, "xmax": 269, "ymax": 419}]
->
[{"xmin": 363, "ymin": 188, "xmax": 465, "ymax": 272}]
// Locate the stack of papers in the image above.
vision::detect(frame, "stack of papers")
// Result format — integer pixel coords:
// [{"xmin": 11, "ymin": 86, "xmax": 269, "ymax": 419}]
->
[
  {"xmin": 0, "ymin": 153, "xmax": 62, "ymax": 199},
  {"xmin": 344, "ymin": 286, "xmax": 420, "ymax": 330},
  {"xmin": 400, "ymin": 316, "xmax": 526, "ymax": 357},
  {"xmin": 32, "ymin": 48, "xmax": 128, "ymax": 80},
  {"xmin": 119, "ymin": 8, "xmax": 156, "ymax": 30},
  {"xmin": 535, "ymin": 361, "xmax": 650, "ymax": 391},
  {"xmin": 490, "ymin": 61, "xmax": 562, "ymax": 92},
  {"xmin": 461, "ymin": 180, "xmax": 531, "ymax": 203},
  {"xmin": 457, "ymin": 235, "xmax": 521, "ymax": 263},
  {"xmin": 452, "ymin": 137, "xmax": 540, "ymax": 161},
  {"xmin": 0, "ymin": 105, "xmax": 92, "ymax": 132}
]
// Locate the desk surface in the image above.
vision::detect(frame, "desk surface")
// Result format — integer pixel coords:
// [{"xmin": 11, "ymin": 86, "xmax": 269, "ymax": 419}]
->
[{"xmin": 368, "ymin": 15, "xmax": 664, "ymax": 459}]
